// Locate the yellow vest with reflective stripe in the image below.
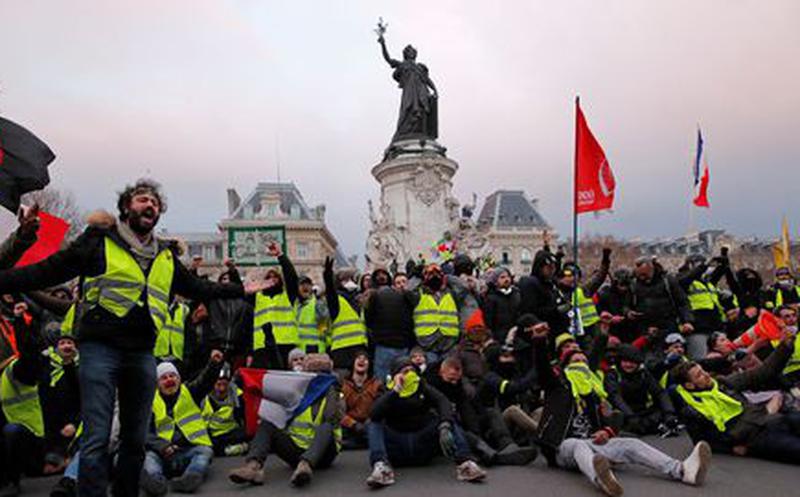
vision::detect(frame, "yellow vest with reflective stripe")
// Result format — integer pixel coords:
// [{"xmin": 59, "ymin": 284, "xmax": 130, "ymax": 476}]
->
[
  {"xmin": 253, "ymin": 291, "xmax": 298, "ymax": 349},
  {"xmin": 687, "ymin": 280, "xmax": 726, "ymax": 321},
  {"xmin": 81, "ymin": 237, "xmax": 175, "ymax": 330},
  {"xmin": 152, "ymin": 384, "xmax": 212, "ymax": 447},
  {"xmin": 414, "ymin": 292, "xmax": 460, "ymax": 339},
  {"xmin": 287, "ymin": 396, "xmax": 342, "ymax": 451},
  {"xmin": 154, "ymin": 303, "xmax": 188, "ymax": 361},
  {"xmin": 576, "ymin": 288, "xmax": 599, "ymax": 328},
  {"xmin": 783, "ymin": 336, "xmax": 800, "ymax": 376},
  {"xmin": 676, "ymin": 380, "xmax": 743, "ymax": 432},
  {"xmin": 60, "ymin": 304, "xmax": 76, "ymax": 337},
  {"xmin": 0, "ymin": 360, "xmax": 44, "ymax": 437},
  {"xmin": 297, "ymin": 297, "xmax": 325, "ymax": 353},
  {"xmin": 772, "ymin": 286, "xmax": 800, "ymax": 309},
  {"xmin": 201, "ymin": 388, "xmax": 241, "ymax": 437},
  {"xmin": 330, "ymin": 296, "xmax": 367, "ymax": 351}
]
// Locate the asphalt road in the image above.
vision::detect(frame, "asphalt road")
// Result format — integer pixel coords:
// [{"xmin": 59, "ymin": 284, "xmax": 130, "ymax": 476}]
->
[{"xmin": 23, "ymin": 435, "xmax": 797, "ymax": 497}]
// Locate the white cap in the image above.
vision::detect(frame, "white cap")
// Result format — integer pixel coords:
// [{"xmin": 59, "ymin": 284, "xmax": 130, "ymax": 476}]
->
[{"xmin": 157, "ymin": 362, "xmax": 180, "ymax": 380}]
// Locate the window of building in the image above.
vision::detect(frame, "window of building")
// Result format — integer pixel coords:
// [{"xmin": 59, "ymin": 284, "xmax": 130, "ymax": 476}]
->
[
  {"xmin": 296, "ymin": 241, "xmax": 310, "ymax": 259},
  {"xmin": 520, "ymin": 248, "xmax": 533, "ymax": 264},
  {"xmin": 501, "ymin": 248, "xmax": 512, "ymax": 265}
]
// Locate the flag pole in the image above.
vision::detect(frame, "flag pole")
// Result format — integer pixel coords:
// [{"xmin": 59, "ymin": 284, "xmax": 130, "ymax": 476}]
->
[{"xmin": 572, "ymin": 96, "xmax": 581, "ymax": 336}]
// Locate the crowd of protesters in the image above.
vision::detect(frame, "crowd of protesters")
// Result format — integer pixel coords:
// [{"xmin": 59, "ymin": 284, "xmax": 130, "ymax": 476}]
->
[{"xmin": 0, "ymin": 179, "xmax": 797, "ymax": 497}]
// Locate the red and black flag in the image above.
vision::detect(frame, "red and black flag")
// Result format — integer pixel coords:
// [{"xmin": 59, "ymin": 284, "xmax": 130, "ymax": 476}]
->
[{"xmin": 0, "ymin": 116, "xmax": 56, "ymax": 213}]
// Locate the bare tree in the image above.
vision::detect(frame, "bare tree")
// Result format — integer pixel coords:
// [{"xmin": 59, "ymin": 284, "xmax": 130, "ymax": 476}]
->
[{"xmin": 22, "ymin": 187, "xmax": 85, "ymax": 240}]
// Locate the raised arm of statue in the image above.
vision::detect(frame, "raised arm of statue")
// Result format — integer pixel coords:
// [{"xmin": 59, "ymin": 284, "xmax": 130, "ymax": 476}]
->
[{"xmin": 378, "ymin": 36, "xmax": 400, "ymax": 68}]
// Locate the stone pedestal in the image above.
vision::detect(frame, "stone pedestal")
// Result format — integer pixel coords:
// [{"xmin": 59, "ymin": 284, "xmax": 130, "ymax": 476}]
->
[{"xmin": 366, "ymin": 139, "xmax": 461, "ymax": 267}]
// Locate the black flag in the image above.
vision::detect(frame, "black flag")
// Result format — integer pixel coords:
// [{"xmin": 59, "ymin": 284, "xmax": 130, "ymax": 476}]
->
[{"xmin": 0, "ymin": 116, "xmax": 56, "ymax": 213}]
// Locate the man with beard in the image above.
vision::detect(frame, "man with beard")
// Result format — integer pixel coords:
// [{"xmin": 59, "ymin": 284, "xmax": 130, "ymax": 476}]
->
[
  {"xmin": 0, "ymin": 179, "xmax": 266, "ymax": 497},
  {"xmin": 364, "ymin": 266, "xmax": 416, "ymax": 382},
  {"xmin": 295, "ymin": 274, "xmax": 328, "ymax": 354},
  {"xmin": 323, "ymin": 257, "xmax": 368, "ymax": 371}
]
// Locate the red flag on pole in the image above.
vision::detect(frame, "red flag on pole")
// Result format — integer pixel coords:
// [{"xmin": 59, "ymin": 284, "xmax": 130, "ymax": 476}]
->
[
  {"xmin": 15, "ymin": 211, "xmax": 69, "ymax": 267},
  {"xmin": 575, "ymin": 99, "xmax": 616, "ymax": 214}
]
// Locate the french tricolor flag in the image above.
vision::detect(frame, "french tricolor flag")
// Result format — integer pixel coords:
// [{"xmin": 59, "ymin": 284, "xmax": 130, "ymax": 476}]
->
[{"xmin": 692, "ymin": 129, "xmax": 710, "ymax": 208}]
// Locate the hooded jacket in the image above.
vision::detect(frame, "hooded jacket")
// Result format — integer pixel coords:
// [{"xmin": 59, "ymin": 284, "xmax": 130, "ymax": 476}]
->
[
  {"xmin": 0, "ymin": 211, "xmax": 245, "ymax": 350},
  {"xmin": 518, "ymin": 250, "xmax": 568, "ymax": 334},
  {"xmin": 630, "ymin": 266, "xmax": 693, "ymax": 335}
]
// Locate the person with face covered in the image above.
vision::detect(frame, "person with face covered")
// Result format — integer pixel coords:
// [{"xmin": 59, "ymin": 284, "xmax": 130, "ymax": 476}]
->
[
  {"xmin": 671, "ymin": 332, "xmax": 800, "ymax": 464},
  {"xmin": 40, "ymin": 331, "xmax": 81, "ymax": 475},
  {"xmin": 554, "ymin": 251, "xmax": 611, "ymax": 344},
  {"xmin": 482, "ymin": 267, "xmax": 521, "ymax": 344},
  {"xmin": 249, "ymin": 242, "xmax": 300, "ymax": 370},
  {"xmin": 323, "ymin": 257, "xmax": 368, "ymax": 371},
  {"xmin": 730, "ymin": 268, "xmax": 766, "ymax": 321},
  {"xmin": 604, "ymin": 344, "xmax": 679, "ymax": 436},
  {"xmin": 630, "ymin": 257, "xmax": 694, "ymax": 349},
  {"xmin": 765, "ymin": 267, "xmax": 800, "ymax": 311},
  {"xmin": 411, "ymin": 264, "xmax": 464, "ymax": 363},
  {"xmin": 518, "ymin": 250, "xmax": 567, "ymax": 335},
  {"xmin": 295, "ymin": 274, "xmax": 328, "ymax": 354},
  {"xmin": 531, "ymin": 325, "xmax": 711, "ymax": 496},
  {"xmin": 363, "ymin": 266, "xmax": 416, "ymax": 382},
  {"xmin": 597, "ymin": 269, "xmax": 636, "ymax": 343},
  {"xmin": 0, "ymin": 179, "xmax": 266, "ymax": 497},
  {"xmin": 200, "ymin": 365, "xmax": 247, "ymax": 457},
  {"xmin": 365, "ymin": 356, "xmax": 486, "ymax": 488},
  {"xmin": 203, "ymin": 261, "xmax": 252, "ymax": 371},
  {"xmin": 142, "ymin": 353, "xmax": 223, "ymax": 496}
]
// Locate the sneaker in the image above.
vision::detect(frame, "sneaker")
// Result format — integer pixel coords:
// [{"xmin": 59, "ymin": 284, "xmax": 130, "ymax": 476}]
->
[
  {"xmin": 291, "ymin": 460, "xmax": 313, "ymax": 487},
  {"xmin": 171, "ymin": 471, "xmax": 204, "ymax": 493},
  {"xmin": 228, "ymin": 460, "xmax": 265, "ymax": 486},
  {"xmin": 592, "ymin": 454, "xmax": 623, "ymax": 497},
  {"xmin": 224, "ymin": 442, "xmax": 249, "ymax": 457},
  {"xmin": 366, "ymin": 461, "xmax": 395, "ymax": 488},
  {"xmin": 494, "ymin": 443, "xmax": 538, "ymax": 466},
  {"xmin": 681, "ymin": 441, "xmax": 711, "ymax": 486},
  {"xmin": 456, "ymin": 460, "xmax": 487, "ymax": 483},
  {"xmin": 140, "ymin": 473, "xmax": 168, "ymax": 497},
  {"xmin": 49, "ymin": 477, "xmax": 76, "ymax": 497}
]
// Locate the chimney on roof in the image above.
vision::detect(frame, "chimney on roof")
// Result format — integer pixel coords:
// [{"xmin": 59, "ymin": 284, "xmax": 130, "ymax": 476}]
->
[{"xmin": 227, "ymin": 189, "xmax": 241, "ymax": 216}]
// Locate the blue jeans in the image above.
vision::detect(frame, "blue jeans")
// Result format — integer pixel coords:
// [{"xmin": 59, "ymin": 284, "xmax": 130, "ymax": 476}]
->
[
  {"xmin": 373, "ymin": 346, "xmax": 408, "ymax": 383},
  {"xmin": 368, "ymin": 418, "xmax": 473, "ymax": 466},
  {"xmin": 64, "ymin": 452, "xmax": 80, "ymax": 481},
  {"xmin": 144, "ymin": 446, "xmax": 214, "ymax": 479},
  {"xmin": 78, "ymin": 341, "xmax": 156, "ymax": 497}
]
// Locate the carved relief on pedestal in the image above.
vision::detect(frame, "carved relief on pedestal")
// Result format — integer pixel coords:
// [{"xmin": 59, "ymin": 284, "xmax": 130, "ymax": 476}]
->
[{"xmin": 409, "ymin": 163, "xmax": 445, "ymax": 207}]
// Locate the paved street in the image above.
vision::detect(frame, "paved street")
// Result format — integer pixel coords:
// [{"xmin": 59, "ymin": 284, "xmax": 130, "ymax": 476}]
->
[{"xmin": 23, "ymin": 435, "xmax": 797, "ymax": 496}]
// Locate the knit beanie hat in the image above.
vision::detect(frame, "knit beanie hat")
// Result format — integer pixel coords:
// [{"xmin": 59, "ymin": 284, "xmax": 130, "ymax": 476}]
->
[
  {"xmin": 303, "ymin": 353, "xmax": 334, "ymax": 373},
  {"xmin": 157, "ymin": 362, "xmax": 180, "ymax": 380},
  {"xmin": 288, "ymin": 348, "xmax": 306, "ymax": 364}
]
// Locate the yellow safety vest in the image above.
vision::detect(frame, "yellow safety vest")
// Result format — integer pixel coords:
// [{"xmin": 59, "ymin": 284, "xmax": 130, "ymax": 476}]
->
[
  {"xmin": 152, "ymin": 384, "xmax": 212, "ymax": 447},
  {"xmin": 154, "ymin": 303, "xmax": 188, "ymax": 361},
  {"xmin": 772, "ymin": 286, "xmax": 800, "ymax": 309},
  {"xmin": 253, "ymin": 291, "xmax": 298, "ymax": 349},
  {"xmin": 676, "ymin": 380, "xmax": 743, "ymax": 432},
  {"xmin": 329, "ymin": 296, "xmax": 367, "ymax": 351},
  {"xmin": 0, "ymin": 360, "xmax": 44, "ymax": 437},
  {"xmin": 47, "ymin": 347, "xmax": 78, "ymax": 388},
  {"xmin": 60, "ymin": 304, "xmax": 76, "ymax": 337},
  {"xmin": 201, "ymin": 388, "xmax": 242, "ymax": 437},
  {"xmin": 576, "ymin": 288, "xmax": 599, "ymax": 328},
  {"xmin": 287, "ymin": 396, "xmax": 342, "ymax": 451},
  {"xmin": 414, "ymin": 292, "xmax": 460, "ymax": 339},
  {"xmin": 81, "ymin": 237, "xmax": 174, "ymax": 331},
  {"xmin": 297, "ymin": 297, "xmax": 325, "ymax": 353},
  {"xmin": 687, "ymin": 280, "xmax": 726, "ymax": 321},
  {"xmin": 783, "ymin": 336, "xmax": 800, "ymax": 376},
  {"xmin": 564, "ymin": 362, "xmax": 607, "ymax": 402}
]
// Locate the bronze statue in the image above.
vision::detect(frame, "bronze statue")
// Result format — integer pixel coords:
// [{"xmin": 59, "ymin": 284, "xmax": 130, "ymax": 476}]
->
[{"xmin": 376, "ymin": 18, "xmax": 438, "ymax": 142}]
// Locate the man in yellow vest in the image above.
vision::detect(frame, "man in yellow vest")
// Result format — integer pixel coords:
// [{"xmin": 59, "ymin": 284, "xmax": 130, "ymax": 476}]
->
[
  {"xmin": 201, "ymin": 365, "xmax": 247, "ymax": 457},
  {"xmin": 677, "ymin": 254, "xmax": 731, "ymax": 359},
  {"xmin": 296, "ymin": 274, "xmax": 327, "ymax": 354},
  {"xmin": 411, "ymin": 264, "xmax": 464, "ymax": 363},
  {"xmin": 777, "ymin": 306, "xmax": 800, "ymax": 386},
  {"xmin": 229, "ymin": 354, "xmax": 342, "ymax": 488},
  {"xmin": 671, "ymin": 332, "xmax": 800, "ymax": 465},
  {"xmin": 323, "ymin": 257, "xmax": 368, "ymax": 370},
  {"xmin": 766, "ymin": 267, "xmax": 800, "ymax": 310},
  {"xmin": 0, "ymin": 180, "xmax": 267, "ymax": 497},
  {"xmin": 250, "ymin": 242, "xmax": 300, "ymax": 369},
  {"xmin": 555, "ymin": 255, "xmax": 610, "ymax": 343},
  {"xmin": 41, "ymin": 330, "xmax": 80, "ymax": 475},
  {"xmin": 0, "ymin": 301, "xmax": 47, "ymax": 496},
  {"xmin": 153, "ymin": 300, "xmax": 190, "ymax": 372},
  {"xmin": 141, "ymin": 354, "xmax": 223, "ymax": 496}
]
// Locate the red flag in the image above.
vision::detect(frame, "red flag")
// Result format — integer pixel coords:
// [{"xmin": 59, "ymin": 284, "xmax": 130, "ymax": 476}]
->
[
  {"xmin": 15, "ymin": 211, "xmax": 70, "ymax": 267},
  {"xmin": 575, "ymin": 99, "xmax": 616, "ymax": 214}
]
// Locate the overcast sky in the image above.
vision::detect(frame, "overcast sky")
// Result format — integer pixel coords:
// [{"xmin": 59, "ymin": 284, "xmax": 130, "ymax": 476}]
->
[{"xmin": 1, "ymin": 0, "xmax": 798, "ymax": 257}]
